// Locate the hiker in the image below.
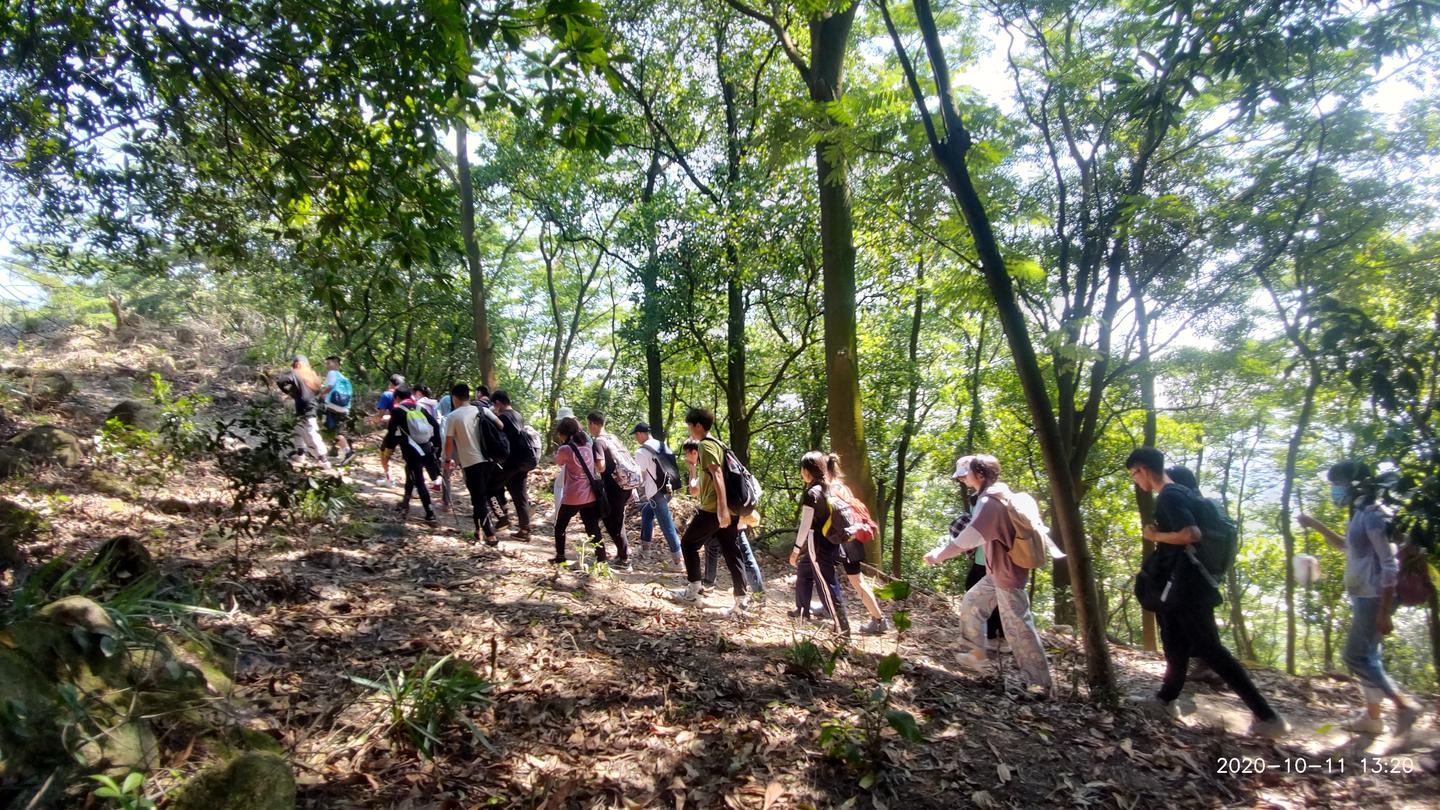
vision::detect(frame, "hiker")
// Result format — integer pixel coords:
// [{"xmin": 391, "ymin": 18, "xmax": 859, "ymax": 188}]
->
[
  {"xmin": 823, "ymin": 453, "xmax": 890, "ymax": 635},
  {"xmin": 671, "ymin": 408, "xmax": 751, "ymax": 614},
  {"xmin": 787, "ymin": 451, "xmax": 851, "ymax": 635},
  {"xmin": 923, "ymin": 454, "xmax": 1052, "ymax": 693},
  {"xmin": 373, "ymin": 373, "xmax": 404, "ymax": 486},
  {"xmin": 950, "ymin": 457, "xmax": 1003, "ymax": 647},
  {"xmin": 551, "ymin": 416, "xmax": 605, "ymax": 565},
  {"xmin": 486, "ymin": 391, "xmax": 537, "ymax": 540},
  {"xmin": 585, "ymin": 411, "xmax": 636, "ymax": 572},
  {"xmin": 383, "ymin": 385, "xmax": 441, "ymax": 524},
  {"xmin": 441, "ymin": 384, "xmax": 505, "ymax": 545},
  {"xmin": 276, "ymin": 355, "xmax": 329, "ymax": 467},
  {"xmin": 633, "ymin": 423, "xmax": 683, "ymax": 567},
  {"xmin": 414, "ymin": 385, "xmax": 447, "ymax": 499},
  {"xmin": 682, "ymin": 440, "xmax": 764, "ymax": 594},
  {"xmin": 1298, "ymin": 460, "xmax": 1423, "ymax": 735},
  {"xmin": 319, "ymin": 355, "xmax": 354, "ymax": 463},
  {"xmin": 1125, "ymin": 447, "xmax": 1288, "ymax": 737}
]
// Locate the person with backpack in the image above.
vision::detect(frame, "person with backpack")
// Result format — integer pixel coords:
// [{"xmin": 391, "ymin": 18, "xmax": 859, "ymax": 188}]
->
[
  {"xmin": 587, "ymin": 411, "xmax": 635, "ymax": 572},
  {"xmin": 1298, "ymin": 460, "xmax": 1423, "ymax": 735},
  {"xmin": 822, "ymin": 453, "xmax": 890, "ymax": 635},
  {"xmin": 550, "ymin": 416, "xmax": 606, "ymax": 565},
  {"xmin": 276, "ymin": 355, "xmax": 330, "ymax": 468},
  {"xmin": 670, "ymin": 408, "xmax": 751, "ymax": 614},
  {"xmin": 440, "ymin": 384, "xmax": 506, "ymax": 544},
  {"xmin": 488, "ymin": 390, "xmax": 537, "ymax": 541},
  {"xmin": 1125, "ymin": 447, "xmax": 1288, "ymax": 737},
  {"xmin": 383, "ymin": 386, "xmax": 441, "ymax": 524},
  {"xmin": 319, "ymin": 355, "xmax": 354, "ymax": 464},
  {"xmin": 373, "ymin": 373, "xmax": 405, "ymax": 487},
  {"xmin": 682, "ymin": 438, "xmax": 766, "ymax": 596},
  {"xmin": 633, "ymin": 423, "xmax": 683, "ymax": 567},
  {"xmin": 923, "ymin": 454, "xmax": 1051, "ymax": 694},
  {"xmin": 787, "ymin": 451, "xmax": 850, "ymax": 635},
  {"xmin": 948, "ymin": 457, "xmax": 1004, "ymax": 648}
]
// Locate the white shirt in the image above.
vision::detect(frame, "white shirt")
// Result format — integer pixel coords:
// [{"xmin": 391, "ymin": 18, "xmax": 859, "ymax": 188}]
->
[
  {"xmin": 635, "ymin": 438, "xmax": 662, "ymax": 500},
  {"xmin": 322, "ymin": 369, "xmax": 341, "ymax": 393},
  {"xmin": 444, "ymin": 403, "xmax": 503, "ymax": 468}
]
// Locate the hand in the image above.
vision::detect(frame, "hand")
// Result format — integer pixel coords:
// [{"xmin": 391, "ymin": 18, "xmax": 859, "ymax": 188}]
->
[
  {"xmin": 1297, "ymin": 514, "xmax": 1322, "ymax": 531},
  {"xmin": 789, "ymin": 550, "xmax": 800, "ymax": 568},
  {"xmin": 1377, "ymin": 613, "xmax": 1394, "ymax": 636},
  {"xmin": 922, "ymin": 550, "xmax": 941, "ymax": 567},
  {"xmin": 719, "ymin": 510, "xmax": 734, "ymax": 528},
  {"xmin": 1142, "ymin": 524, "xmax": 1159, "ymax": 542}
]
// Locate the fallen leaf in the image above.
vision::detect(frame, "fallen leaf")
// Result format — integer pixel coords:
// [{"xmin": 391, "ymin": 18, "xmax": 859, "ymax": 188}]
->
[
  {"xmin": 762, "ymin": 781, "xmax": 783, "ymax": 810},
  {"xmin": 972, "ymin": 790, "xmax": 1001, "ymax": 809}
]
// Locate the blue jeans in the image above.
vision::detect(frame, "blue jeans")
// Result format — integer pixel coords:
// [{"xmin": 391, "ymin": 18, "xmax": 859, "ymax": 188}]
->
[
  {"xmin": 705, "ymin": 529, "xmax": 765, "ymax": 593},
  {"xmin": 639, "ymin": 492, "xmax": 681, "ymax": 555},
  {"xmin": 1343, "ymin": 596, "xmax": 1402, "ymax": 703}
]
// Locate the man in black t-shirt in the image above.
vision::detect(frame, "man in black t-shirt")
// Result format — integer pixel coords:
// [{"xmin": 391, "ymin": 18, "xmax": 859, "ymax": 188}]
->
[
  {"xmin": 1125, "ymin": 447, "xmax": 1288, "ymax": 739},
  {"xmin": 487, "ymin": 390, "xmax": 536, "ymax": 540}
]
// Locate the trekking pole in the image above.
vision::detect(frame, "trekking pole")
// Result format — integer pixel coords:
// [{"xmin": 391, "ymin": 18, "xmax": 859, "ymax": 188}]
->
[{"xmin": 808, "ymin": 538, "xmax": 843, "ymax": 635}]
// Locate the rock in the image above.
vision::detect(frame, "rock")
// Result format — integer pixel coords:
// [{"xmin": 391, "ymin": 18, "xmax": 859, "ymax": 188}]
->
[
  {"xmin": 146, "ymin": 354, "xmax": 177, "ymax": 376},
  {"xmin": 90, "ymin": 535, "xmax": 155, "ymax": 583},
  {"xmin": 154, "ymin": 497, "xmax": 195, "ymax": 515},
  {"xmin": 8, "ymin": 426, "xmax": 84, "ymax": 468},
  {"xmin": 106, "ymin": 399, "xmax": 163, "ymax": 431},
  {"xmin": 0, "ymin": 498, "xmax": 42, "ymax": 574},
  {"xmin": 87, "ymin": 469, "xmax": 141, "ymax": 500},
  {"xmin": 0, "ymin": 646, "xmax": 67, "ymax": 788},
  {"xmin": 167, "ymin": 751, "xmax": 296, "ymax": 810},
  {"xmin": 0, "ymin": 447, "xmax": 29, "ymax": 479},
  {"xmin": 0, "ymin": 366, "xmax": 74, "ymax": 409},
  {"xmin": 175, "ymin": 325, "xmax": 200, "ymax": 346}
]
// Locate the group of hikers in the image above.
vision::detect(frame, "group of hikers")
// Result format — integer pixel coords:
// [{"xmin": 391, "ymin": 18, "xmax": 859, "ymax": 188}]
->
[{"xmin": 276, "ymin": 355, "xmax": 1427, "ymax": 739}]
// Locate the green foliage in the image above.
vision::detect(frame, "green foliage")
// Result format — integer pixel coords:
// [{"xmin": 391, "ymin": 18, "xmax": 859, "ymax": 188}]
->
[
  {"xmin": 346, "ymin": 654, "xmax": 494, "ymax": 760},
  {"xmin": 89, "ymin": 772, "xmax": 156, "ymax": 810},
  {"xmin": 784, "ymin": 638, "xmax": 841, "ymax": 680}
]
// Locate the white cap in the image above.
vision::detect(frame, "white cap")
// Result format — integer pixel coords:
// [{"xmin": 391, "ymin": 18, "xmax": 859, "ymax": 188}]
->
[{"xmin": 953, "ymin": 455, "xmax": 974, "ymax": 481}]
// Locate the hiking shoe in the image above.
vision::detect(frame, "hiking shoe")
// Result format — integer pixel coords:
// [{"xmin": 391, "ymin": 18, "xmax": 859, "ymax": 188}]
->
[
  {"xmin": 1250, "ymin": 715, "xmax": 1291, "ymax": 740},
  {"xmin": 859, "ymin": 618, "xmax": 890, "ymax": 635},
  {"xmin": 955, "ymin": 649, "xmax": 993, "ymax": 674},
  {"xmin": 1136, "ymin": 696, "xmax": 1181, "ymax": 720},
  {"xmin": 548, "ymin": 556, "xmax": 567, "ymax": 566},
  {"xmin": 513, "ymin": 528, "xmax": 532, "ymax": 541},
  {"xmin": 340, "ymin": 448, "xmax": 356, "ymax": 465},
  {"xmin": 423, "ymin": 511, "xmax": 438, "ymax": 525},
  {"xmin": 671, "ymin": 552, "xmax": 684, "ymax": 567},
  {"xmin": 483, "ymin": 534, "xmax": 499, "ymax": 547},
  {"xmin": 671, "ymin": 582, "xmax": 702, "ymax": 602},
  {"xmin": 787, "ymin": 608, "xmax": 809, "ymax": 619},
  {"xmin": 379, "ymin": 476, "xmax": 396, "ymax": 487},
  {"xmin": 1395, "ymin": 703, "xmax": 1423, "ymax": 735},
  {"xmin": 613, "ymin": 559, "xmax": 633, "ymax": 573},
  {"xmin": 726, "ymin": 595, "xmax": 752, "ymax": 616},
  {"xmin": 1344, "ymin": 712, "xmax": 1385, "ymax": 734}
]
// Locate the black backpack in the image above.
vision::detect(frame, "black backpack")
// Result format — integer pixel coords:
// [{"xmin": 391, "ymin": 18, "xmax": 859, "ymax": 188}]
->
[
  {"xmin": 499, "ymin": 410, "xmax": 535, "ymax": 464},
  {"xmin": 473, "ymin": 406, "xmax": 510, "ymax": 464},
  {"xmin": 1183, "ymin": 487, "xmax": 1239, "ymax": 580},
  {"xmin": 654, "ymin": 442, "xmax": 683, "ymax": 493},
  {"xmin": 701, "ymin": 437, "xmax": 761, "ymax": 516}
]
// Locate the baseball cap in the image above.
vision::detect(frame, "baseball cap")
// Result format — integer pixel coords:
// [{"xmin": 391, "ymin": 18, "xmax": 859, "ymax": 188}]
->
[
  {"xmin": 953, "ymin": 455, "xmax": 974, "ymax": 481},
  {"xmin": 633, "ymin": 422, "xmax": 651, "ymax": 435}
]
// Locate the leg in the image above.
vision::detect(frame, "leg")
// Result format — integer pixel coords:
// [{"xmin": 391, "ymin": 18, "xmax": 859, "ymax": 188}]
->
[
  {"xmin": 994, "ymin": 585, "xmax": 1052, "ymax": 690},
  {"xmin": 462, "ymin": 464, "xmax": 495, "ymax": 540},
  {"xmin": 1184, "ymin": 605, "xmax": 1278, "ymax": 720},
  {"xmin": 713, "ymin": 520, "xmax": 749, "ymax": 597},
  {"xmin": 703, "ymin": 534, "xmax": 720, "ymax": 585},
  {"xmin": 653, "ymin": 493, "xmax": 682, "ymax": 556},
  {"xmin": 1343, "ymin": 596, "xmax": 1404, "ymax": 712},
  {"xmin": 680, "ymin": 511, "xmax": 717, "ymax": 585},
  {"xmin": 412, "ymin": 457, "xmax": 432, "ymax": 512},
  {"xmin": 815, "ymin": 555, "xmax": 849, "ymax": 634},
  {"xmin": 504, "ymin": 463, "xmax": 533, "ymax": 531},
  {"xmin": 639, "ymin": 498, "xmax": 656, "ymax": 546},
  {"xmin": 604, "ymin": 488, "xmax": 630, "ymax": 563},
  {"xmin": 1155, "ymin": 610, "xmax": 1193, "ymax": 703},
  {"xmin": 553, "ymin": 503, "xmax": 579, "ymax": 561},
  {"xmin": 795, "ymin": 554, "xmax": 816, "ymax": 611},
  {"xmin": 579, "ymin": 502, "xmax": 605, "ymax": 561},
  {"xmin": 957, "ymin": 575, "xmax": 1000, "ymax": 653},
  {"xmin": 736, "ymin": 530, "xmax": 765, "ymax": 593},
  {"xmin": 848, "ymin": 572, "xmax": 885, "ymax": 621}
]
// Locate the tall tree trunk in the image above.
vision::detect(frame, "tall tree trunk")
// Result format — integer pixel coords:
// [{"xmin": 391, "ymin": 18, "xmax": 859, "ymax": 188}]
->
[
  {"xmin": 882, "ymin": 0, "xmax": 1114, "ymax": 696},
  {"xmin": 1132, "ymin": 285, "xmax": 1159, "ymax": 652},
  {"xmin": 1280, "ymin": 360, "xmax": 1322, "ymax": 675},
  {"xmin": 639, "ymin": 153, "xmax": 665, "ymax": 440},
  {"xmin": 457, "ymin": 122, "xmax": 496, "ymax": 390},
  {"xmin": 892, "ymin": 261, "xmax": 926, "ymax": 577},
  {"xmin": 1428, "ymin": 583, "xmax": 1440, "ymax": 690},
  {"xmin": 718, "ymin": 23, "xmax": 751, "ymax": 464},
  {"xmin": 962, "ymin": 318, "xmax": 986, "ymax": 453},
  {"xmin": 1221, "ymin": 432, "xmax": 1258, "ymax": 661}
]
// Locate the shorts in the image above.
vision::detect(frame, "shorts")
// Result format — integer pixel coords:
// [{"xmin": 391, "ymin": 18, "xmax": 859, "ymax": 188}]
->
[
  {"xmin": 323, "ymin": 410, "xmax": 346, "ymax": 433},
  {"xmin": 840, "ymin": 540, "xmax": 866, "ymax": 576}
]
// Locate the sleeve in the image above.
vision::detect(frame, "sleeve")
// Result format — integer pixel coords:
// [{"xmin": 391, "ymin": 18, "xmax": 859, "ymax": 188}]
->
[
  {"xmin": 795, "ymin": 505, "xmax": 816, "ymax": 551},
  {"xmin": 425, "ymin": 411, "xmax": 441, "ymax": 444},
  {"xmin": 1155, "ymin": 487, "xmax": 1198, "ymax": 531},
  {"xmin": 383, "ymin": 409, "xmax": 402, "ymax": 448},
  {"xmin": 1365, "ymin": 509, "xmax": 1399, "ymax": 589},
  {"xmin": 483, "ymin": 406, "xmax": 502, "ymax": 426}
]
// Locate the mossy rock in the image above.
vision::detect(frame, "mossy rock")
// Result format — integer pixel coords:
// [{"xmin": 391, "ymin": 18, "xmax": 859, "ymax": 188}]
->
[
  {"xmin": 8, "ymin": 426, "xmax": 84, "ymax": 468},
  {"xmin": 87, "ymin": 468, "xmax": 141, "ymax": 500},
  {"xmin": 168, "ymin": 751, "xmax": 296, "ymax": 810},
  {"xmin": 0, "ymin": 498, "xmax": 42, "ymax": 572},
  {"xmin": 105, "ymin": 398, "xmax": 162, "ymax": 431},
  {"xmin": 0, "ymin": 366, "xmax": 74, "ymax": 409},
  {"xmin": 0, "ymin": 646, "xmax": 67, "ymax": 781},
  {"xmin": 90, "ymin": 535, "xmax": 155, "ymax": 584}
]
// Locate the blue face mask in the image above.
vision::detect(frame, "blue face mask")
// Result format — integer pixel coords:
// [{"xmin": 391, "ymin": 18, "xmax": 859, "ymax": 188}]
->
[{"xmin": 1330, "ymin": 484, "xmax": 1349, "ymax": 506}]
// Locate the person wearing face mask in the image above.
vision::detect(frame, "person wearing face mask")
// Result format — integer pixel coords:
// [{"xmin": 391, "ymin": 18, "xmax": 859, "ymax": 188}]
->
[{"xmin": 1298, "ymin": 461, "xmax": 1423, "ymax": 736}]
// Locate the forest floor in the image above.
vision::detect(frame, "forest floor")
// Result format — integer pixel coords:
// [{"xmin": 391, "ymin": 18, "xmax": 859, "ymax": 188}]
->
[{"xmin": 4, "ymin": 324, "xmax": 1440, "ymax": 809}]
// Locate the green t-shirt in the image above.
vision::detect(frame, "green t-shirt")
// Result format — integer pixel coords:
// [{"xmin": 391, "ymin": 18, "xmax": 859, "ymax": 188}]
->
[{"xmin": 697, "ymin": 437, "xmax": 725, "ymax": 513}]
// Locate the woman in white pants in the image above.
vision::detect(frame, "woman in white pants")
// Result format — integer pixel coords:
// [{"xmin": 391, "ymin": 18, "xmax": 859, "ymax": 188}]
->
[{"xmin": 276, "ymin": 355, "xmax": 329, "ymax": 467}]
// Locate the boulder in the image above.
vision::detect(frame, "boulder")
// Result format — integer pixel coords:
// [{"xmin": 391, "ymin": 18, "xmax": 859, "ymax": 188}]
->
[
  {"xmin": 106, "ymin": 399, "xmax": 163, "ymax": 431},
  {"xmin": 87, "ymin": 469, "xmax": 141, "ymax": 500},
  {"xmin": 0, "ymin": 366, "xmax": 74, "ymax": 409},
  {"xmin": 90, "ymin": 535, "xmax": 155, "ymax": 583},
  {"xmin": 154, "ymin": 497, "xmax": 196, "ymax": 515},
  {"xmin": 0, "ymin": 646, "xmax": 67, "ymax": 786},
  {"xmin": 167, "ymin": 751, "xmax": 296, "ymax": 810},
  {"xmin": 146, "ymin": 354, "xmax": 177, "ymax": 376},
  {"xmin": 8, "ymin": 426, "xmax": 84, "ymax": 467},
  {"xmin": 175, "ymin": 325, "xmax": 200, "ymax": 346}
]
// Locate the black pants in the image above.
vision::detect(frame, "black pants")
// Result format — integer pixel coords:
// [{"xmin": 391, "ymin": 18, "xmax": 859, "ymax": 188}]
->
[
  {"xmin": 489, "ymin": 461, "xmax": 534, "ymax": 530},
  {"xmin": 461, "ymin": 462, "xmax": 496, "ymax": 539},
  {"xmin": 965, "ymin": 557, "xmax": 1004, "ymax": 640},
  {"xmin": 401, "ymin": 452, "xmax": 432, "ymax": 513},
  {"xmin": 554, "ymin": 502, "xmax": 603, "ymax": 562},
  {"xmin": 1157, "ymin": 603, "xmax": 1277, "ymax": 720},
  {"xmin": 599, "ymin": 480, "xmax": 631, "ymax": 563},
  {"xmin": 681, "ymin": 510, "xmax": 746, "ymax": 596}
]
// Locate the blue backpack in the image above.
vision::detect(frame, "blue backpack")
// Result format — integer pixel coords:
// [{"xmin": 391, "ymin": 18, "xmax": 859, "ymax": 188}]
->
[{"xmin": 325, "ymin": 374, "xmax": 353, "ymax": 413}]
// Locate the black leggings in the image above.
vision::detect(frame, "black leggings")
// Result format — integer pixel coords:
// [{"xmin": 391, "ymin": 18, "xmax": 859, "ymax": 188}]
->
[
  {"xmin": 401, "ymin": 453, "xmax": 432, "ymax": 512},
  {"xmin": 599, "ymin": 482, "xmax": 631, "ymax": 563},
  {"xmin": 489, "ymin": 461, "xmax": 535, "ymax": 530},
  {"xmin": 554, "ymin": 502, "xmax": 603, "ymax": 561},
  {"xmin": 1157, "ymin": 603, "xmax": 1277, "ymax": 720},
  {"xmin": 681, "ymin": 510, "xmax": 746, "ymax": 596},
  {"xmin": 461, "ymin": 463, "xmax": 496, "ymax": 539}
]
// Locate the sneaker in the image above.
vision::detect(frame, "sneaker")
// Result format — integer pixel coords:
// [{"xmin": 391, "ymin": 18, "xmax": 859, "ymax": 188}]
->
[
  {"xmin": 1135, "ymin": 695, "xmax": 1181, "ymax": 720},
  {"xmin": 1250, "ymin": 715, "xmax": 1291, "ymax": 740},
  {"xmin": 787, "ymin": 608, "xmax": 809, "ymax": 619},
  {"xmin": 1395, "ymin": 703, "xmax": 1423, "ymax": 735},
  {"xmin": 379, "ymin": 476, "xmax": 395, "ymax": 487},
  {"xmin": 613, "ymin": 559, "xmax": 633, "ymax": 573},
  {"xmin": 726, "ymin": 595, "xmax": 752, "ymax": 616},
  {"xmin": 671, "ymin": 582, "xmax": 702, "ymax": 602},
  {"xmin": 513, "ymin": 528, "xmax": 532, "ymax": 541},
  {"xmin": 548, "ymin": 556, "xmax": 567, "ymax": 566},
  {"xmin": 859, "ymin": 618, "xmax": 890, "ymax": 636},
  {"xmin": 671, "ymin": 552, "xmax": 683, "ymax": 567},
  {"xmin": 955, "ymin": 648, "xmax": 992, "ymax": 673},
  {"xmin": 483, "ymin": 534, "xmax": 500, "ymax": 547},
  {"xmin": 1344, "ymin": 712, "xmax": 1385, "ymax": 735},
  {"xmin": 494, "ymin": 514, "xmax": 511, "ymax": 529},
  {"xmin": 340, "ymin": 448, "xmax": 356, "ymax": 465},
  {"xmin": 423, "ymin": 511, "xmax": 438, "ymax": 525}
]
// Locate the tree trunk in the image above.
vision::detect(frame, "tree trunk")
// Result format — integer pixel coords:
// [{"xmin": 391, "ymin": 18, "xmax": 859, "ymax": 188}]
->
[
  {"xmin": 1132, "ymin": 285, "xmax": 1159, "ymax": 652},
  {"xmin": 457, "ymin": 122, "xmax": 496, "ymax": 390},
  {"xmin": 1280, "ymin": 360, "xmax": 1322, "ymax": 675},
  {"xmin": 883, "ymin": 0, "xmax": 1115, "ymax": 696},
  {"xmin": 639, "ymin": 154, "xmax": 665, "ymax": 440},
  {"xmin": 1428, "ymin": 582, "xmax": 1440, "ymax": 690},
  {"xmin": 962, "ymin": 318, "xmax": 986, "ymax": 453},
  {"xmin": 718, "ymin": 24, "xmax": 751, "ymax": 464},
  {"xmin": 892, "ymin": 261, "xmax": 926, "ymax": 577}
]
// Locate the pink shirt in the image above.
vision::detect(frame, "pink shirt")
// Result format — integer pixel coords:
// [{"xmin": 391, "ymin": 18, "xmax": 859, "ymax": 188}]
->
[{"xmin": 555, "ymin": 442, "xmax": 599, "ymax": 506}]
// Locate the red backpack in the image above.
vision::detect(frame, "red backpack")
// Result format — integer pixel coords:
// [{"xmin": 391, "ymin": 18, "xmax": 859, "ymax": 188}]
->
[{"xmin": 823, "ymin": 490, "xmax": 878, "ymax": 545}]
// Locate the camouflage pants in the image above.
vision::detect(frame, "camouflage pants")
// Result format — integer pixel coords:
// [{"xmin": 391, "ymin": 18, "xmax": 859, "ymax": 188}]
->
[{"xmin": 959, "ymin": 574, "xmax": 1052, "ymax": 691}]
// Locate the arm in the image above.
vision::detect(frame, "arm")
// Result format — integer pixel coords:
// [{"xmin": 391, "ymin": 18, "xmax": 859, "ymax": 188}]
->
[
  {"xmin": 1143, "ymin": 525, "xmax": 1203, "ymax": 545},
  {"xmin": 924, "ymin": 498, "xmax": 991, "ymax": 565},
  {"xmin": 709, "ymin": 462, "xmax": 730, "ymax": 526},
  {"xmin": 789, "ymin": 505, "xmax": 815, "ymax": 567},
  {"xmin": 1297, "ymin": 514, "xmax": 1346, "ymax": 551}
]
